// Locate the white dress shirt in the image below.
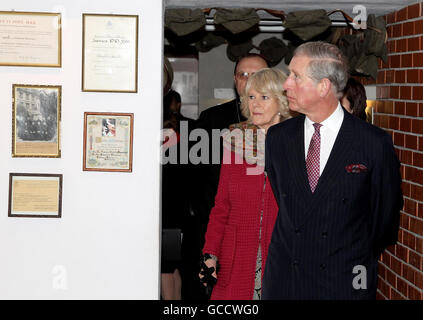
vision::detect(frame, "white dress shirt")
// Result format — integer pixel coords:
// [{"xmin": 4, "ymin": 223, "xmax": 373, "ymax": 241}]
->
[{"xmin": 304, "ymin": 103, "xmax": 344, "ymax": 175}]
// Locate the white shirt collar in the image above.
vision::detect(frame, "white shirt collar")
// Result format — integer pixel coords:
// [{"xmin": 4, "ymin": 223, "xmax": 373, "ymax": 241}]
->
[{"xmin": 305, "ymin": 102, "xmax": 344, "ymax": 132}]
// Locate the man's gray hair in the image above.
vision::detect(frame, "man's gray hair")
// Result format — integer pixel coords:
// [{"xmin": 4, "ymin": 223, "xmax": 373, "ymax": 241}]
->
[{"xmin": 294, "ymin": 41, "xmax": 349, "ymax": 98}]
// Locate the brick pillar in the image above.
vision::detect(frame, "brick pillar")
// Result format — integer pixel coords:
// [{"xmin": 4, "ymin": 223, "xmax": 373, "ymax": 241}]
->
[{"xmin": 375, "ymin": 1, "xmax": 423, "ymax": 300}]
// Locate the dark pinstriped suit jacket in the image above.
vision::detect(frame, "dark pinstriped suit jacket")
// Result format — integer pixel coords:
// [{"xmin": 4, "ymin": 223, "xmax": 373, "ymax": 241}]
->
[{"xmin": 262, "ymin": 109, "xmax": 403, "ymax": 300}]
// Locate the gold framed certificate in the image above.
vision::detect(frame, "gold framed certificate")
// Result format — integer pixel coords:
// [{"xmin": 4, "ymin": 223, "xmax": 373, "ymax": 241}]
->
[
  {"xmin": 83, "ymin": 112, "xmax": 134, "ymax": 172},
  {"xmin": 0, "ymin": 11, "xmax": 61, "ymax": 67},
  {"xmin": 12, "ymin": 84, "xmax": 61, "ymax": 158},
  {"xmin": 8, "ymin": 173, "xmax": 63, "ymax": 218},
  {"xmin": 82, "ymin": 14, "xmax": 138, "ymax": 93}
]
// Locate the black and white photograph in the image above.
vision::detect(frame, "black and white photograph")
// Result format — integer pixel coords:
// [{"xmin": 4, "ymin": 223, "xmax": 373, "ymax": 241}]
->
[{"xmin": 12, "ymin": 84, "xmax": 61, "ymax": 157}]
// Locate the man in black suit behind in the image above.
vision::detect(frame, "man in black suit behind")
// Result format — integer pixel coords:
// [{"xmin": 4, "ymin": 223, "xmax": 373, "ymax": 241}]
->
[{"xmin": 263, "ymin": 41, "xmax": 403, "ymax": 300}]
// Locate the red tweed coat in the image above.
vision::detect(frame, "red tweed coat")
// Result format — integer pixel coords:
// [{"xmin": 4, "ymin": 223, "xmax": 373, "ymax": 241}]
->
[{"xmin": 202, "ymin": 149, "xmax": 278, "ymax": 300}]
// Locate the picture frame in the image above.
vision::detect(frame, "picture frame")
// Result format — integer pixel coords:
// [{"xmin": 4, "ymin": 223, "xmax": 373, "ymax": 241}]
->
[
  {"xmin": 82, "ymin": 14, "xmax": 138, "ymax": 93},
  {"xmin": 8, "ymin": 173, "xmax": 63, "ymax": 218},
  {"xmin": 0, "ymin": 11, "xmax": 62, "ymax": 67},
  {"xmin": 12, "ymin": 84, "xmax": 61, "ymax": 158},
  {"xmin": 83, "ymin": 112, "xmax": 134, "ymax": 172}
]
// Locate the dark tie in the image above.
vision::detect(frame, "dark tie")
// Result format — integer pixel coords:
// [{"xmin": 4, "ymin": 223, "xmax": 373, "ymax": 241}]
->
[{"xmin": 306, "ymin": 123, "xmax": 322, "ymax": 193}]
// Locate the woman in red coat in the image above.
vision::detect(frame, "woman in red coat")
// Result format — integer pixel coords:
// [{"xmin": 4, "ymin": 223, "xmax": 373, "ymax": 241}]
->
[{"xmin": 199, "ymin": 68, "xmax": 291, "ymax": 300}]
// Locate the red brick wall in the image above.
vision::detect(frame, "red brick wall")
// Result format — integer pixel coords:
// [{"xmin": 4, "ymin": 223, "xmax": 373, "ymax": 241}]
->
[{"xmin": 375, "ymin": 1, "xmax": 423, "ymax": 300}]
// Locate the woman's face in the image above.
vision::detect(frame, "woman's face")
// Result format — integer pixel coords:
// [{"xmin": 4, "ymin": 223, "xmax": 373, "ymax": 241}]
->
[
  {"xmin": 341, "ymin": 96, "xmax": 352, "ymax": 113},
  {"xmin": 247, "ymin": 88, "xmax": 280, "ymax": 132}
]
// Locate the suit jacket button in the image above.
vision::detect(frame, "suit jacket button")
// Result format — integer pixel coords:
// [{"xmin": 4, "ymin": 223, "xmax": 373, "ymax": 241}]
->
[
  {"xmin": 320, "ymin": 264, "xmax": 326, "ymax": 270},
  {"xmin": 322, "ymin": 231, "xmax": 328, "ymax": 238},
  {"xmin": 295, "ymin": 228, "xmax": 301, "ymax": 235},
  {"xmin": 293, "ymin": 260, "xmax": 299, "ymax": 267}
]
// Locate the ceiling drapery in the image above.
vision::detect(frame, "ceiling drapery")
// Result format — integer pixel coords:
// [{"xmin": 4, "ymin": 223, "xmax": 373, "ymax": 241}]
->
[{"xmin": 165, "ymin": 7, "xmax": 388, "ymax": 79}]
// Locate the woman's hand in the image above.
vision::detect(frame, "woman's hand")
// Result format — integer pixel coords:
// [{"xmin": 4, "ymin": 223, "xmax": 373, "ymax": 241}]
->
[{"xmin": 199, "ymin": 258, "xmax": 217, "ymax": 285}]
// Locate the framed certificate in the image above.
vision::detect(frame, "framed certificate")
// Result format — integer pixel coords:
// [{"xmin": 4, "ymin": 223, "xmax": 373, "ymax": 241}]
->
[
  {"xmin": 82, "ymin": 14, "xmax": 138, "ymax": 93},
  {"xmin": 12, "ymin": 84, "xmax": 61, "ymax": 158},
  {"xmin": 83, "ymin": 112, "xmax": 134, "ymax": 172},
  {"xmin": 8, "ymin": 173, "xmax": 63, "ymax": 218},
  {"xmin": 0, "ymin": 11, "xmax": 61, "ymax": 67}
]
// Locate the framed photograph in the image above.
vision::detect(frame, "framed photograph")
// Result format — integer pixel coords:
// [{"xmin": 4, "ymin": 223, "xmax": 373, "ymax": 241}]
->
[
  {"xmin": 83, "ymin": 112, "xmax": 134, "ymax": 172},
  {"xmin": 82, "ymin": 14, "xmax": 138, "ymax": 93},
  {"xmin": 8, "ymin": 173, "xmax": 63, "ymax": 218},
  {"xmin": 12, "ymin": 84, "xmax": 61, "ymax": 158},
  {"xmin": 0, "ymin": 11, "xmax": 61, "ymax": 67}
]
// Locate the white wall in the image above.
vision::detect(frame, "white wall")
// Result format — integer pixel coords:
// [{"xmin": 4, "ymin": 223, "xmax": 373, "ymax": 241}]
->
[{"xmin": 0, "ymin": 0, "xmax": 163, "ymax": 299}]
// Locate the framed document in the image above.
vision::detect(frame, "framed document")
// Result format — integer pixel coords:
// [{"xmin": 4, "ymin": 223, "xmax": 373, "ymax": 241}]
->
[
  {"xmin": 12, "ymin": 84, "xmax": 61, "ymax": 158},
  {"xmin": 0, "ymin": 11, "xmax": 61, "ymax": 67},
  {"xmin": 8, "ymin": 173, "xmax": 63, "ymax": 218},
  {"xmin": 83, "ymin": 112, "xmax": 134, "ymax": 172},
  {"xmin": 82, "ymin": 14, "xmax": 138, "ymax": 93}
]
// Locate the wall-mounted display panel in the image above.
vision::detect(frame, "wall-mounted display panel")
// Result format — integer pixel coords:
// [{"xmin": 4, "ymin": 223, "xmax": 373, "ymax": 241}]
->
[
  {"xmin": 0, "ymin": 11, "xmax": 61, "ymax": 67},
  {"xmin": 8, "ymin": 173, "xmax": 63, "ymax": 218},
  {"xmin": 12, "ymin": 84, "xmax": 61, "ymax": 158},
  {"xmin": 82, "ymin": 14, "xmax": 138, "ymax": 93},
  {"xmin": 83, "ymin": 112, "xmax": 134, "ymax": 172}
]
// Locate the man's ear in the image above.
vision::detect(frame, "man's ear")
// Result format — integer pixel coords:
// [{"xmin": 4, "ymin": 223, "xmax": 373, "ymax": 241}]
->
[{"xmin": 318, "ymin": 78, "xmax": 332, "ymax": 97}]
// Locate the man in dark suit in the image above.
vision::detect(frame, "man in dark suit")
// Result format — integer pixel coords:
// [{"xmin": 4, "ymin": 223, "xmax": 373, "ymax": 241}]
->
[
  {"xmin": 262, "ymin": 41, "xmax": 403, "ymax": 300},
  {"xmin": 185, "ymin": 54, "xmax": 268, "ymax": 300}
]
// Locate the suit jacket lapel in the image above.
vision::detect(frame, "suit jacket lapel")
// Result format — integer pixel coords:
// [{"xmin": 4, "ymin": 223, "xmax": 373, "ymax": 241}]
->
[{"xmin": 297, "ymin": 109, "xmax": 355, "ymax": 227}]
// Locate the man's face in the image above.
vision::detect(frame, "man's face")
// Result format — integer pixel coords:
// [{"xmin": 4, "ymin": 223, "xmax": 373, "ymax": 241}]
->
[
  {"xmin": 283, "ymin": 55, "xmax": 321, "ymax": 115},
  {"xmin": 234, "ymin": 57, "xmax": 268, "ymax": 96}
]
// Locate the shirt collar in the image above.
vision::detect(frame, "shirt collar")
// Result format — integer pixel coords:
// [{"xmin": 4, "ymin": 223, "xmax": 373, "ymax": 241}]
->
[{"xmin": 305, "ymin": 102, "xmax": 344, "ymax": 132}]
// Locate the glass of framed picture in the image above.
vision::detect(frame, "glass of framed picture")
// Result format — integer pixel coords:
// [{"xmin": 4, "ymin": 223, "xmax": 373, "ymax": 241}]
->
[
  {"xmin": 83, "ymin": 112, "xmax": 134, "ymax": 172},
  {"xmin": 12, "ymin": 84, "xmax": 61, "ymax": 158},
  {"xmin": 0, "ymin": 11, "xmax": 61, "ymax": 67},
  {"xmin": 8, "ymin": 173, "xmax": 63, "ymax": 218},
  {"xmin": 82, "ymin": 14, "xmax": 138, "ymax": 93}
]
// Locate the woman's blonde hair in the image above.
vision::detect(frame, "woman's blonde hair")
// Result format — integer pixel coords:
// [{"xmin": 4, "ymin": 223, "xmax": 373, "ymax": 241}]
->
[{"xmin": 240, "ymin": 68, "xmax": 290, "ymax": 120}]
